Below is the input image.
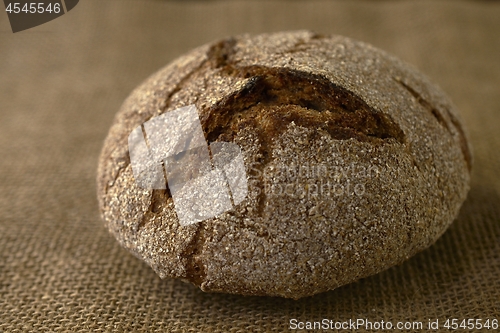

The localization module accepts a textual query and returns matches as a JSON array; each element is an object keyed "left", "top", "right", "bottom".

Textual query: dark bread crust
[
  {"left": 203, "top": 65, "right": 406, "bottom": 144},
  {"left": 97, "top": 31, "right": 471, "bottom": 298}
]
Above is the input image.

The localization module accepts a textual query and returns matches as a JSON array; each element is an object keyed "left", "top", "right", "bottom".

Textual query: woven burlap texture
[{"left": 0, "top": 1, "right": 499, "bottom": 332}]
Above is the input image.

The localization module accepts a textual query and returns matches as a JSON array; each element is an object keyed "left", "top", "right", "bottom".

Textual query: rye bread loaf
[{"left": 97, "top": 31, "right": 471, "bottom": 299}]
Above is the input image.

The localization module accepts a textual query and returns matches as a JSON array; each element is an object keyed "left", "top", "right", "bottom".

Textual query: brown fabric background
[{"left": 1, "top": 1, "right": 499, "bottom": 331}]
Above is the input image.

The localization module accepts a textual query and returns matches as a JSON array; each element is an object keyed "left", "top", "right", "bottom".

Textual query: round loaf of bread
[{"left": 97, "top": 31, "right": 471, "bottom": 299}]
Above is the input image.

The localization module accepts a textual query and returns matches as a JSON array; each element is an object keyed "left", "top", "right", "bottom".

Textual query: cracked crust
[{"left": 97, "top": 31, "right": 471, "bottom": 299}]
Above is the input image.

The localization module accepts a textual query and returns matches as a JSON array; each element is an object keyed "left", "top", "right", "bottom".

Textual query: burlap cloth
[{"left": 1, "top": 1, "right": 499, "bottom": 332}]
